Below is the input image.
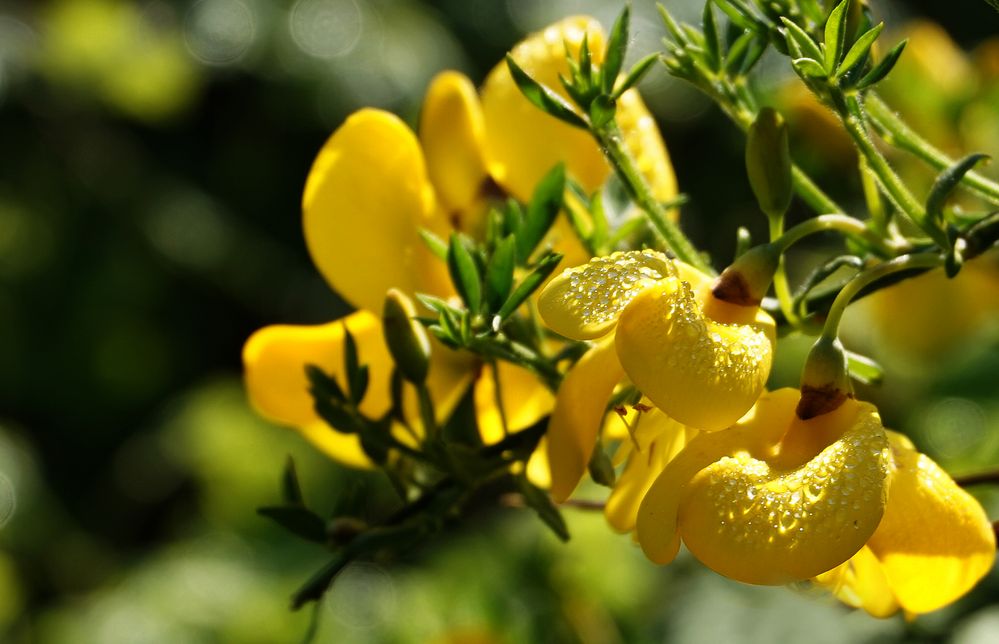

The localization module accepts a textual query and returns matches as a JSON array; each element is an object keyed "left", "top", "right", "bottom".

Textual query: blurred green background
[{"left": 2, "top": 0, "right": 999, "bottom": 641}]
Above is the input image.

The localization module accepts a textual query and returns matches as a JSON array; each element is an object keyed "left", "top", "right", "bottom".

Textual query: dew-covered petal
[
  {"left": 813, "top": 546, "right": 900, "bottom": 618},
  {"left": 547, "top": 338, "right": 624, "bottom": 502},
  {"left": 864, "top": 430, "right": 996, "bottom": 614},
  {"left": 242, "top": 311, "right": 392, "bottom": 468},
  {"left": 637, "top": 390, "right": 891, "bottom": 584},
  {"left": 615, "top": 275, "right": 774, "bottom": 431},
  {"left": 538, "top": 250, "right": 676, "bottom": 340},
  {"left": 605, "top": 409, "right": 695, "bottom": 533},
  {"left": 474, "top": 360, "right": 556, "bottom": 445},
  {"left": 303, "top": 109, "right": 452, "bottom": 313},
  {"left": 419, "top": 71, "right": 489, "bottom": 221}
]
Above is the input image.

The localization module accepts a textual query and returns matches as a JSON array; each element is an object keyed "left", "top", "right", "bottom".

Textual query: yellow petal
[
  {"left": 864, "top": 430, "right": 996, "bottom": 614},
  {"left": 547, "top": 338, "right": 624, "bottom": 502},
  {"left": 526, "top": 436, "right": 552, "bottom": 490},
  {"left": 605, "top": 409, "right": 694, "bottom": 533},
  {"left": 615, "top": 89, "right": 679, "bottom": 209},
  {"left": 615, "top": 274, "right": 774, "bottom": 431},
  {"left": 474, "top": 361, "right": 555, "bottom": 445},
  {"left": 419, "top": 71, "right": 490, "bottom": 222},
  {"left": 303, "top": 108, "right": 452, "bottom": 312},
  {"left": 814, "top": 546, "right": 900, "bottom": 618},
  {"left": 637, "top": 390, "right": 891, "bottom": 584},
  {"left": 481, "top": 16, "right": 609, "bottom": 202},
  {"left": 242, "top": 311, "right": 392, "bottom": 468},
  {"left": 538, "top": 250, "right": 676, "bottom": 340}
]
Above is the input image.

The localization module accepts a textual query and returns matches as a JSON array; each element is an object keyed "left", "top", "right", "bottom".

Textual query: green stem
[
  {"left": 771, "top": 213, "right": 899, "bottom": 256},
  {"left": 769, "top": 215, "right": 799, "bottom": 327},
  {"left": 819, "top": 253, "right": 944, "bottom": 343},
  {"left": 591, "top": 120, "right": 713, "bottom": 274},
  {"left": 867, "top": 93, "right": 999, "bottom": 206}
]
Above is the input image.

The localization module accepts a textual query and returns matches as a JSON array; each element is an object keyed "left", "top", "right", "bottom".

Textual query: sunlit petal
[
  {"left": 538, "top": 250, "right": 676, "bottom": 340},
  {"left": 419, "top": 71, "right": 490, "bottom": 224},
  {"left": 615, "top": 271, "right": 774, "bottom": 431},
  {"left": 616, "top": 89, "right": 679, "bottom": 209},
  {"left": 547, "top": 338, "right": 624, "bottom": 502},
  {"left": 864, "top": 430, "right": 996, "bottom": 614},
  {"left": 242, "top": 311, "right": 392, "bottom": 467},
  {"left": 814, "top": 546, "right": 899, "bottom": 618},
  {"left": 638, "top": 390, "right": 890, "bottom": 584},
  {"left": 474, "top": 360, "right": 555, "bottom": 445},
  {"left": 303, "top": 108, "right": 452, "bottom": 312}
]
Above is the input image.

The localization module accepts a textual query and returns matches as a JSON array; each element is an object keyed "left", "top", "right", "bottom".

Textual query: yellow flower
[
  {"left": 635, "top": 388, "right": 892, "bottom": 585},
  {"left": 537, "top": 250, "right": 776, "bottom": 501},
  {"left": 814, "top": 430, "right": 996, "bottom": 617},
  {"left": 243, "top": 17, "right": 678, "bottom": 471}
]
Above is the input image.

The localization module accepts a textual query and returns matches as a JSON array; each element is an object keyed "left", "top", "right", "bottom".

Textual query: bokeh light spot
[
  {"left": 325, "top": 562, "right": 397, "bottom": 630},
  {"left": 289, "top": 0, "right": 362, "bottom": 59},
  {"left": 184, "top": 0, "right": 256, "bottom": 65}
]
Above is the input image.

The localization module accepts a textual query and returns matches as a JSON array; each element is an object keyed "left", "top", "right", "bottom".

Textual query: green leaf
[
  {"left": 281, "top": 456, "right": 304, "bottom": 506},
  {"left": 746, "top": 107, "right": 792, "bottom": 218},
  {"left": 846, "top": 351, "right": 883, "bottom": 386},
  {"left": 419, "top": 228, "right": 448, "bottom": 261},
  {"left": 506, "top": 55, "right": 587, "bottom": 129},
  {"left": 497, "top": 253, "right": 563, "bottom": 320},
  {"left": 612, "top": 54, "right": 658, "bottom": 98},
  {"left": 792, "top": 57, "right": 828, "bottom": 79},
  {"left": 857, "top": 39, "right": 906, "bottom": 89},
  {"left": 305, "top": 364, "right": 345, "bottom": 403},
  {"left": 447, "top": 233, "right": 482, "bottom": 314},
  {"left": 342, "top": 324, "right": 367, "bottom": 404},
  {"left": 985, "top": 0, "right": 999, "bottom": 13},
  {"left": 702, "top": 1, "right": 721, "bottom": 71},
  {"left": 780, "top": 17, "right": 824, "bottom": 62},
  {"left": 258, "top": 506, "right": 327, "bottom": 544},
  {"left": 738, "top": 35, "right": 768, "bottom": 75},
  {"left": 723, "top": 29, "right": 755, "bottom": 73},
  {"left": 823, "top": 0, "right": 850, "bottom": 72},
  {"left": 291, "top": 556, "right": 350, "bottom": 610},
  {"left": 485, "top": 235, "right": 516, "bottom": 313},
  {"left": 835, "top": 22, "right": 883, "bottom": 79},
  {"left": 383, "top": 289, "right": 431, "bottom": 383},
  {"left": 578, "top": 33, "right": 593, "bottom": 87},
  {"left": 503, "top": 199, "right": 524, "bottom": 237},
  {"left": 657, "top": 4, "right": 688, "bottom": 45},
  {"left": 927, "top": 153, "right": 991, "bottom": 226},
  {"left": 516, "top": 475, "right": 569, "bottom": 541},
  {"left": 588, "top": 94, "right": 616, "bottom": 129},
  {"left": 517, "top": 164, "right": 565, "bottom": 264},
  {"left": 713, "top": 0, "right": 762, "bottom": 31},
  {"left": 602, "top": 4, "right": 630, "bottom": 93},
  {"left": 314, "top": 397, "right": 364, "bottom": 434}
]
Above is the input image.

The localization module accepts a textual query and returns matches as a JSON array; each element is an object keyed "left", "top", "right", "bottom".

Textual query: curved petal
[
  {"left": 481, "top": 16, "right": 609, "bottom": 202},
  {"left": 538, "top": 250, "right": 676, "bottom": 340},
  {"left": 605, "top": 409, "right": 694, "bottom": 533},
  {"left": 615, "top": 89, "right": 679, "bottom": 208},
  {"left": 303, "top": 108, "right": 452, "bottom": 312},
  {"left": 813, "top": 546, "right": 900, "bottom": 618},
  {"left": 615, "top": 275, "right": 774, "bottom": 431},
  {"left": 419, "top": 71, "right": 490, "bottom": 225},
  {"left": 242, "top": 311, "right": 392, "bottom": 468},
  {"left": 526, "top": 436, "right": 552, "bottom": 490},
  {"left": 474, "top": 361, "right": 555, "bottom": 445},
  {"left": 547, "top": 338, "right": 625, "bottom": 502},
  {"left": 637, "top": 390, "right": 891, "bottom": 584},
  {"left": 864, "top": 430, "right": 996, "bottom": 614}
]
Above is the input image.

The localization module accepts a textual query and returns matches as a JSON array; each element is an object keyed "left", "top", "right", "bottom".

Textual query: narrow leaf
[
  {"left": 342, "top": 323, "right": 365, "bottom": 404},
  {"left": 724, "top": 29, "right": 756, "bottom": 74},
  {"left": 792, "top": 57, "right": 828, "bottom": 79},
  {"left": 497, "top": 253, "right": 563, "bottom": 320},
  {"left": 506, "top": 55, "right": 587, "bottom": 129},
  {"left": 517, "top": 164, "right": 565, "bottom": 264},
  {"left": 823, "top": 0, "right": 850, "bottom": 72},
  {"left": 419, "top": 228, "right": 447, "bottom": 261},
  {"left": 589, "top": 94, "right": 616, "bottom": 129},
  {"left": 447, "top": 233, "right": 482, "bottom": 313},
  {"left": 780, "top": 17, "right": 824, "bottom": 63},
  {"left": 927, "top": 153, "right": 991, "bottom": 225},
  {"left": 857, "top": 39, "right": 906, "bottom": 89},
  {"left": 485, "top": 235, "right": 516, "bottom": 312},
  {"left": 846, "top": 351, "right": 883, "bottom": 386},
  {"left": 612, "top": 53, "right": 659, "bottom": 98},
  {"left": 281, "top": 456, "right": 304, "bottom": 506},
  {"left": 702, "top": 1, "right": 721, "bottom": 70},
  {"left": 603, "top": 4, "right": 630, "bottom": 93},
  {"left": 305, "top": 364, "right": 345, "bottom": 402},
  {"left": 657, "top": 3, "right": 688, "bottom": 46},
  {"left": 516, "top": 475, "right": 569, "bottom": 541},
  {"left": 713, "top": 0, "right": 760, "bottom": 30},
  {"left": 835, "top": 22, "right": 883, "bottom": 78},
  {"left": 258, "top": 506, "right": 327, "bottom": 544}
]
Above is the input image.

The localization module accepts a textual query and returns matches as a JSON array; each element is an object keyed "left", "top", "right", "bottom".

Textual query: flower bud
[
  {"left": 382, "top": 288, "right": 432, "bottom": 383},
  {"left": 712, "top": 243, "right": 779, "bottom": 306},
  {"left": 746, "top": 107, "right": 792, "bottom": 219},
  {"left": 797, "top": 335, "right": 853, "bottom": 419}
]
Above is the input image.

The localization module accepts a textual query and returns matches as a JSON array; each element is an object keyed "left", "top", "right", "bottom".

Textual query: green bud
[
  {"left": 712, "top": 243, "right": 779, "bottom": 306},
  {"left": 746, "top": 107, "right": 793, "bottom": 219},
  {"left": 796, "top": 336, "right": 853, "bottom": 419},
  {"left": 383, "top": 288, "right": 432, "bottom": 383},
  {"left": 588, "top": 445, "right": 616, "bottom": 487}
]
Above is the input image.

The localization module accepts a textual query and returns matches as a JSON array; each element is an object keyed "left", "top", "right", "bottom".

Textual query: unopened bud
[
  {"left": 383, "top": 289, "right": 431, "bottom": 383},
  {"left": 796, "top": 336, "right": 853, "bottom": 419},
  {"left": 712, "top": 243, "right": 779, "bottom": 306},
  {"left": 746, "top": 107, "right": 792, "bottom": 219}
]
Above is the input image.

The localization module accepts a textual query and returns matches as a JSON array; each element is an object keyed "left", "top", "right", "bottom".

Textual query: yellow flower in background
[
  {"left": 815, "top": 430, "right": 995, "bottom": 616},
  {"left": 635, "top": 389, "right": 891, "bottom": 585},
  {"left": 243, "top": 16, "right": 678, "bottom": 472},
  {"left": 537, "top": 250, "right": 775, "bottom": 501}
]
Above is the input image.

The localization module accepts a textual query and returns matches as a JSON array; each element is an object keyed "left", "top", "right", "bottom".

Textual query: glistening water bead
[{"left": 558, "top": 250, "right": 676, "bottom": 327}]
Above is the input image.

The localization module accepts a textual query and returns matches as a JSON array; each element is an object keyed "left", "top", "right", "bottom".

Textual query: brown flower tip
[
  {"left": 712, "top": 271, "right": 761, "bottom": 306},
  {"left": 796, "top": 384, "right": 853, "bottom": 420}
]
